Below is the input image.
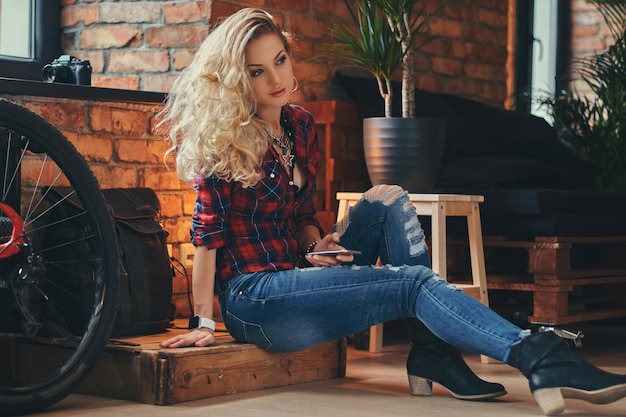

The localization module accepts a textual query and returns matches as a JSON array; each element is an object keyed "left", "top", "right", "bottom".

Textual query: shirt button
[
  {"left": 289, "top": 181, "right": 294, "bottom": 185},
  {"left": 270, "top": 173, "right": 276, "bottom": 178}
]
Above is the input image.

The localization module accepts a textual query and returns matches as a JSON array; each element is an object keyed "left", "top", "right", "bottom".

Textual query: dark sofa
[{"left": 337, "top": 74, "right": 626, "bottom": 237}]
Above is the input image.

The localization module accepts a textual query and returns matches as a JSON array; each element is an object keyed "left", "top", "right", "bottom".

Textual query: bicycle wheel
[{"left": 0, "top": 98, "right": 120, "bottom": 415}]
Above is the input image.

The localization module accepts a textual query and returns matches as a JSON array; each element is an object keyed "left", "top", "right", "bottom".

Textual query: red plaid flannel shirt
[{"left": 190, "top": 104, "right": 323, "bottom": 281}]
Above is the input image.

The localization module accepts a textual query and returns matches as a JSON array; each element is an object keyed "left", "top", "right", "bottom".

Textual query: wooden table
[{"left": 336, "top": 192, "right": 490, "bottom": 358}]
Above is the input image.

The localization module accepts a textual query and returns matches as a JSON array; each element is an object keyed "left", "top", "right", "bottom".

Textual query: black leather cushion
[
  {"left": 440, "top": 93, "right": 597, "bottom": 172},
  {"left": 436, "top": 157, "right": 588, "bottom": 189},
  {"left": 336, "top": 73, "right": 597, "bottom": 190}
]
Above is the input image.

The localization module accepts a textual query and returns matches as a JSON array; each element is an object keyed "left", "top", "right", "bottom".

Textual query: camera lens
[{"left": 42, "top": 64, "right": 72, "bottom": 83}]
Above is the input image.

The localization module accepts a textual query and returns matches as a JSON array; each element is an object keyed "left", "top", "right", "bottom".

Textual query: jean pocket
[{"left": 224, "top": 311, "right": 272, "bottom": 349}]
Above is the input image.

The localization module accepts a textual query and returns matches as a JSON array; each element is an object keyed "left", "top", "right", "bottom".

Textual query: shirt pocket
[{"left": 254, "top": 162, "right": 288, "bottom": 206}]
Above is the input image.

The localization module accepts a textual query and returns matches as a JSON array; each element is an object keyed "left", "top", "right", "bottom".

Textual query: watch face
[{"left": 188, "top": 316, "right": 200, "bottom": 329}]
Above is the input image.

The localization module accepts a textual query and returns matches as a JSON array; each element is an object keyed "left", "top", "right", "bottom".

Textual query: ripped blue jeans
[{"left": 218, "top": 185, "right": 527, "bottom": 362}]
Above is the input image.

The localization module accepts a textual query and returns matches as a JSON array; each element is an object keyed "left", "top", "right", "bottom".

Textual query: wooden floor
[{"left": 39, "top": 320, "right": 626, "bottom": 417}]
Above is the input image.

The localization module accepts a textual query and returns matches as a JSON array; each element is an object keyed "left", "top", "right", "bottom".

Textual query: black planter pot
[{"left": 363, "top": 117, "right": 446, "bottom": 193}]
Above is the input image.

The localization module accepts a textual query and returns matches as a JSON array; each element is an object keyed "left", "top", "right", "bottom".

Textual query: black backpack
[{"left": 44, "top": 187, "right": 173, "bottom": 337}]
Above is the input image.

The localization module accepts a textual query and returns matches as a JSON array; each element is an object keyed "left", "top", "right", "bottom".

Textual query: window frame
[{"left": 0, "top": 0, "right": 61, "bottom": 81}]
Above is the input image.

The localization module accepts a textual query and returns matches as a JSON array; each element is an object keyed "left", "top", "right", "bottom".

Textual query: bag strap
[{"left": 101, "top": 188, "right": 161, "bottom": 221}]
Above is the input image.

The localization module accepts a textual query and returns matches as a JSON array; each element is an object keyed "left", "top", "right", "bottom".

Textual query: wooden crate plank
[
  {"left": 530, "top": 309, "right": 626, "bottom": 325},
  {"left": 535, "top": 275, "right": 626, "bottom": 286},
  {"left": 154, "top": 340, "right": 346, "bottom": 405}
]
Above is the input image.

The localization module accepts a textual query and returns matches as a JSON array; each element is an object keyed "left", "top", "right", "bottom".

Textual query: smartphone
[{"left": 307, "top": 249, "right": 362, "bottom": 256}]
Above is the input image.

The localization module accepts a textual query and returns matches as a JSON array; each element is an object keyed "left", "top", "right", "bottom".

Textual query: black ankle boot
[
  {"left": 508, "top": 331, "right": 626, "bottom": 416},
  {"left": 406, "top": 319, "right": 506, "bottom": 400}
]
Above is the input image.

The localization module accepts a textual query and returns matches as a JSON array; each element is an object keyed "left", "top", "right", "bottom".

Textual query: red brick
[
  {"left": 90, "top": 165, "right": 137, "bottom": 189},
  {"left": 79, "top": 51, "right": 104, "bottom": 72},
  {"left": 463, "top": 62, "right": 500, "bottom": 81},
  {"left": 108, "top": 50, "right": 170, "bottom": 73},
  {"left": 466, "top": 43, "right": 507, "bottom": 65},
  {"left": 163, "top": 218, "right": 193, "bottom": 243},
  {"left": 139, "top": 168, "right": 185, "bottom": 191},
  {"left": 438, "top": 77, "right": 466, "bottom": 95},
  {"left": 61, "top": 5, "right": 99, "bottom": 27},
  {"left": 294, "top": 61, "right": 328, "bottom": 84},
  {"left": 115, "top": 138, "right": 169, "bottom": 164},
  {"left": 179, "top": 190, "right": 195, "bottom": 213},
  {"left": 172, "top": 48, "right": 196, "bottom": 71},
  {"left": 463, "top": 25, "right": 500, "bottom": 45},
  {"left": 158, "top": 193, "right": 183, "bottom": 218},
  {"left": 164, "top": 2, "right": 209, "bottom": 24},
  {"left": 445, "top": 4, "right": 478, "bottom": 22},
  {"left": 478, "top": 8, "right": 507, "bottom": 28},
  {"left": 89, "top": 106, "right": 150, "bottom": 137},
  {"left": 100, "top": 3, "right": 161, "bottom": 23},
  {"left": 572, "top": 38, "right": 608, "bottom": 55},
  {"left": 210, "top": 2, "right": 260, "bottom": 23},
  {"left": 289, "top": 13, "right": 327, "bottom": 40},
  {"left": 267, "top": 0, "right": 308, "bottom": 12},
  {"left": 429, "top": 18, "right": 462, "bottom": 39},
  {"left": 23, "top": 101, "right": 86, "bottom": 131},
  {"left": 20, "top": 159, "right": 70, "bottom": 188},
  {"left": 71, "top": 132, "right": 114, "bottom": 162},
  {"left": 92, "top": 75, "right": 140, "bottom": 90},
  {"left": 414, "top": 74, "right": 442, "bottom": 93},
  {"left": 145, "top": 25, "right": 209, "bottom": 48},
  {"left": 80, "top": 26, "right": 142, "bottom": 49},
  {"left": 431, "top": 57, "right": 464, "bottom": 77}
]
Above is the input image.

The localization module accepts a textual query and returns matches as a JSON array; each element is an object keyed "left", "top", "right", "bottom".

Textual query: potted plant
[
  {"left": 324, "top": 0, "right": 445, "bottom": 192},
  {"left": 539, "top": 0, "right": 626, "bottom": 191}
]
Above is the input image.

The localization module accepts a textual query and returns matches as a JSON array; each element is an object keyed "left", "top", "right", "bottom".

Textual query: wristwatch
[{"left": 188, "top": 315, "right": 216, "bottom": 331}]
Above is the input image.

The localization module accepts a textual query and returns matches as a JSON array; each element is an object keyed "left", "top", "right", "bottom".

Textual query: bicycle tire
[{"left": 0, "top": 98, "right": 120, "bottom": 415}]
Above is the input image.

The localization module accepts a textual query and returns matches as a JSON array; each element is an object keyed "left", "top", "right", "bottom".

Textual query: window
[
  {"left": 0, "top": 0, "right": 31, "bottom": 58},
  {"left": 513, "top": 0, "right": 568, "bottom": 114},
  {"left": 0, "top": 0, "right": 61, "bottom": 81}
]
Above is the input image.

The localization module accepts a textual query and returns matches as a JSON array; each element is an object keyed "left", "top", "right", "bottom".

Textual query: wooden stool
[{"left": 336, "top": 192, "right": 491, "bottom": 362}]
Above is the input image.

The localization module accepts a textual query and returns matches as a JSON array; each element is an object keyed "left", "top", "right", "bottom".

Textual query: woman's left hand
[{"left": 305, "top": 232, "right": 354, "bottom": 266}]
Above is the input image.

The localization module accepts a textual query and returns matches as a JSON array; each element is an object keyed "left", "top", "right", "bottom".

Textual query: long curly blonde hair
[{"left": 159, "top": 8, "right": 292, "bottom": 186}]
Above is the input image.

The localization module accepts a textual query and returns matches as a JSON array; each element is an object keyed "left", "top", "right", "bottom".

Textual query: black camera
[{"left": 42, "top": 55, "right": 92, "bottom": 85}]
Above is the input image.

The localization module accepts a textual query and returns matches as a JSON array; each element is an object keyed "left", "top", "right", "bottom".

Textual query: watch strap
[{"left": 188, "top": 315, "right": 216, "bottom": 331}]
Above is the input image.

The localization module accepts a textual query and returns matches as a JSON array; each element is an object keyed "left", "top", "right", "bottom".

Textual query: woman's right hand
[
  {"left": 159, "top": 328, "right": 216, "bottom": 348},
  {"left": 305, "top": 232, "right": 354, "bottom": 266}
]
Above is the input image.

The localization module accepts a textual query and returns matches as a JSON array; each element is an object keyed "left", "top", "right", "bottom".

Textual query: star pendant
[{"left": 282, "top": 152, "right": 294, "bottom": 168}]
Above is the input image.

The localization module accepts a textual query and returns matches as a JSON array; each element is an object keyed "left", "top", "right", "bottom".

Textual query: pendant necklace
[{"left": 270, "top": 128, "right": 294, "bottom": 169}]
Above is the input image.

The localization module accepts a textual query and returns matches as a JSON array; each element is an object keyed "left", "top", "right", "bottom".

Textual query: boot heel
[
  {"left": 533, "top": 388, "right": 565, "bottom": 416},
  {"left": 408, "top": 374, "right": 433, "bottom": 396}
]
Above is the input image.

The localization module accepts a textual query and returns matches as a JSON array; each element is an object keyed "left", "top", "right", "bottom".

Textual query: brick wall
[
  {"left": 569, "top": 0, "right": 616, "bottom": 93},
  {"left": 1, "top": 85, "right": 362, "bottom": 317},
  {"left": 0, "top": 91, "right": 196, "bottom": 315},
  {"left": 570, "top": 0, "right": 615, "bottom": 59},
  {"left": 59, "top": 0, "right": 510, "bottom": 106}
]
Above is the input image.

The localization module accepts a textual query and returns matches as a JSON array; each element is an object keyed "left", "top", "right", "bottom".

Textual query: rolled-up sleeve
[{"left": 190, "top": 175, "right": 230, "bottom": 248}]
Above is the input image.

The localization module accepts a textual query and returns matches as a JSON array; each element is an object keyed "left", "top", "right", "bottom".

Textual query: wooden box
[{"left": 76, "top": 329, "right": 347, "bottom": 405}]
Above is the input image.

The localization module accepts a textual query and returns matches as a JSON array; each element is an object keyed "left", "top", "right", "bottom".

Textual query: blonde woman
[{"left": 159, "top": 8, "right": 626, "bottom": 416}]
